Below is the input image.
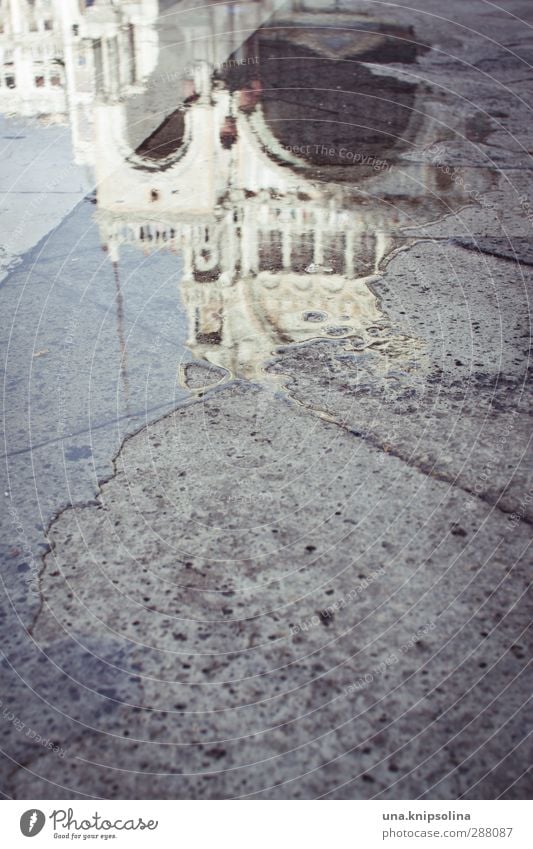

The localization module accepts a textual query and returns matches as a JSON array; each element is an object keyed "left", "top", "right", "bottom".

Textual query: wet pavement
[{"left": 0, "top": 0, "right": 531, "bottom": 799}]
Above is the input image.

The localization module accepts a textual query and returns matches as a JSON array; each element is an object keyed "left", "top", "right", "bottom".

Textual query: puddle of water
[{"left": 1, "top": 0, "right": 495, "bottom": 542}]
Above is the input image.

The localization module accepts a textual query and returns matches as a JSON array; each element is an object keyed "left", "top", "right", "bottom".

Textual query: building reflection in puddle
[{"left": 1, "top": 0, "right": 493, "bottom": 386}]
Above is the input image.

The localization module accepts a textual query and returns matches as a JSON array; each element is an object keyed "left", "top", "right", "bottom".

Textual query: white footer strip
[{"left": 3, "top": 799, "right": 531, "bottom": 847}]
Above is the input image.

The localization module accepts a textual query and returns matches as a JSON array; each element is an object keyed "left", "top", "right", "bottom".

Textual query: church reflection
[{"left": 1, "top": 0, "right": 492, "bottom": 381}]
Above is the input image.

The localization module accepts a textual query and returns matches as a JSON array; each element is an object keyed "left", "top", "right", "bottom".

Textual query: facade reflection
[{"left": 0, "top": 1, "right": 491, "bottom": 380}]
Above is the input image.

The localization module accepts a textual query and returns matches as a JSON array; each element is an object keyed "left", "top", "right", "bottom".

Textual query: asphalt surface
[{"left": 0, "top": 0, "right": 531, "bottom": 799}]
